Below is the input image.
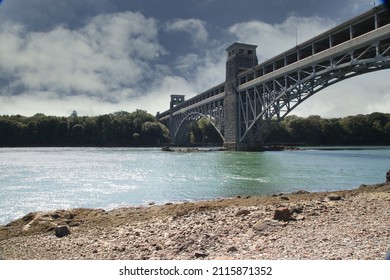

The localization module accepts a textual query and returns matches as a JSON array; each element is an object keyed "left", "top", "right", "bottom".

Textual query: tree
[
  {"left": 0, "top": 119, "right": 23, "bottom": 146},
  {"left": 70, "top": 124, "right": 84, "bottom": 144},
  {"left": 141, "top": 121, "right": 169, "bottom": 145}
]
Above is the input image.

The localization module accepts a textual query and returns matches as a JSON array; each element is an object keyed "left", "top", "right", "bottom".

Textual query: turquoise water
[{"left": 0, "top": 147, "right": 389, "bottom": 225}]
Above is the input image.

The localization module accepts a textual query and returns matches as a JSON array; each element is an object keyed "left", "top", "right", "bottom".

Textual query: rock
[
  {"left": 194, "top": 252, "right": 208, "bottom": 258},
  {"left": 272, "top": 193, "right": 285, "bottom": 197},
  {"left": 386, "top": 170, "right": 390, "bottom": 183},
  {"left": 252, "top": 219, "right": 286, "bottom": 235},
  {"left": 253, "top": 221, "right": 269, "bottom": 232},
  {"left": 113, "top": 246, "right": 126, "bottom": 252},
  {"left": 235, "top": 209, "right": 250, "bottom": 216},
  {"left": 21, "top": 212, "right": 35, "bottom": 222},
  {"left": 292, "top": 190, "right": 310, "bottom": 195},
  {"left": 327, "top": 194, "right": 342, "bottom": 201},
  {"left": 51, "top": 213, "right": 61, "bottom": 219},
  {"left": 55, "top": 225, "right": 70, "bottom": 238},
  {"left": 227, "top": 246, "right": 239, "bottom": 253},
  {"left": 65, "top": 213, "right": 75, "bottom": 219},
  {"left": 280, "top": 196, "right": 289, "bottom": 201},
  {"left": 273, "top": 207, "right": 292, "bottom": 222}
]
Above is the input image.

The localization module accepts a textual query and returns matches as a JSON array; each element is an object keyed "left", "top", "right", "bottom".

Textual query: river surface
[{"left": 1, "top": 147, "right": 389, "bottom": 225}]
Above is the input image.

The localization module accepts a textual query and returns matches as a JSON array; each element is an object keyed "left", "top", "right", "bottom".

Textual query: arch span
[
  {"left": 173, "top": 112, "right": 225, "bottom": 145},
  {"left": 237, "top": 28, "right": 390, "bottom": 145}
]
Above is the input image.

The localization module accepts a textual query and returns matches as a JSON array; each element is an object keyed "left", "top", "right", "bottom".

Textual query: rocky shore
[{"left": 1, "top": 183, "right": 390, "bottom": 260}]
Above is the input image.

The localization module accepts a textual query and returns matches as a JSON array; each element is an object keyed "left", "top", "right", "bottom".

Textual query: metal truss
[
  {"left": 170, "top": 98, "right": 225, "bottom": 144},
  {"left": 238, "top": 30, "right": 390, "bottom": 144}
]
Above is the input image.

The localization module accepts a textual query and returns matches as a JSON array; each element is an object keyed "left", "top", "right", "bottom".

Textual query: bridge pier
[{"left": 223, "top": 43, "right": 258, "bottom": 151}]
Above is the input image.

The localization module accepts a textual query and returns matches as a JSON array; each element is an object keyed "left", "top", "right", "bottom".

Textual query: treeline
[
  {"left": 1, "top": 111, "right": 390, "bottom": 147},
  {"left": 0, "top": 110, "right": 169, "bottom": 147},
  {"left": 267, "top": 112, "right": 390, "bottom": 145},
  {"left": 188, "top": 117, "right": 224, "bottom": 145}
]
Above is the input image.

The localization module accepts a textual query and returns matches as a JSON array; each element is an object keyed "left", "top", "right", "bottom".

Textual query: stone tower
[{"left": 223, "top": 43, "right": 258, "bottom": 150}]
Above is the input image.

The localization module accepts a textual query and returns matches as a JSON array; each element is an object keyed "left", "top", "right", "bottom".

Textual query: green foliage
[
  {"left": 268, "top": 112, "right": 390, "bottom": 145},
  {"left": 141, "top": 121, "right": 169, "bottom": 145},
  {"left": 0, "top": 110, "right": 169, "bottom": 147},
  {"left": 1, "top": 111, "right": 389, "bottom": 147},
  {"left": 188, "top": 117, "right": 224, "bottom": 145}
]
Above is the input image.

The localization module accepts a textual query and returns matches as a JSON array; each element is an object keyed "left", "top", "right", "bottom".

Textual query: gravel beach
[{"left": 1, "top": 183, "right": 389, "bottom": 260}]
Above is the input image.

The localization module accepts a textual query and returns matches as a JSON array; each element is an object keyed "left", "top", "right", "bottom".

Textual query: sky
[{"left": 0, "top": 0, "right": 389, "bottom": 118}]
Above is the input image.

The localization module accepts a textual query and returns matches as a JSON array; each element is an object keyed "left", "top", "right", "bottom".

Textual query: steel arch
[
  {"left": 238, "top": 37, "right": 390, "bottom": 144},
  {"left": 172, "top": 112, "right": 225, "bottom": 144}
]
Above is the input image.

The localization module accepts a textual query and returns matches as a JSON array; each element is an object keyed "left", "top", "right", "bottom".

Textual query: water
[{"left": 1, "top": 147, "right": 389, "bottom": 225}]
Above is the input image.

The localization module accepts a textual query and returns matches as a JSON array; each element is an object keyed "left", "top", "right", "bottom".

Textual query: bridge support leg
[
  {"left": 223, "top": 43, "right": 259, "bottom": 151},
  {"left": 223, "top": 142, "right": 237, "bottom": 151}
]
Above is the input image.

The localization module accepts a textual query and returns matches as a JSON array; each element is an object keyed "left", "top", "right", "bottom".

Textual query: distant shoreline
[{"left": 1, "top": 144, "right": 389, "bottom": 149}]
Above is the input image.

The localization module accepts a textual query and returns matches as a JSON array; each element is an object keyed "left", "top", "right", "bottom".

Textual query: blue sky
[{"left": 0, "top": 0, "right": 389, "bottom": 117}]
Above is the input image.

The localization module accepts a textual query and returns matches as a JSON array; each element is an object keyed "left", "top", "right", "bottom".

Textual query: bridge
[{"left": 157, "top": 5, "right": 390, "bottom": 151}]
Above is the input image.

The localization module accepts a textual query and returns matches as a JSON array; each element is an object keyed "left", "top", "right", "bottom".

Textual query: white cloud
[
  {"left": 0, "top": 11, "right": 167, "bottom": 116},
  {"left": 166, "top": 18, "right": 209, "bottom": 45},
  {"left": 0, "top": 78, "right": 191, "bottom": 117},
  {"left": 174, "top": 46, "right": 226, "bottom": 92},
  {"left": 229, "top": 15, "right": 335, "bottom": 61},
  {"left": 295, "top": 72, "right": 390, "bottom": 117}
]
